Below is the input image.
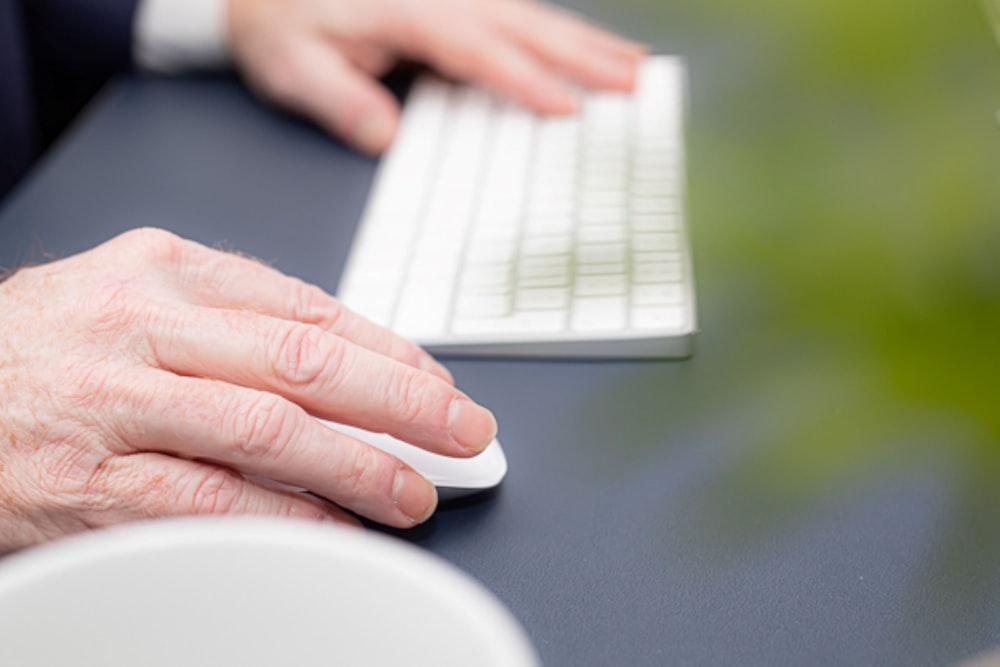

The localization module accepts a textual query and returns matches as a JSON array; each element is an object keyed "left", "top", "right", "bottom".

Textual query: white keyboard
[{"left": 338, "top": 55, "right": 696, "bottom": 358}]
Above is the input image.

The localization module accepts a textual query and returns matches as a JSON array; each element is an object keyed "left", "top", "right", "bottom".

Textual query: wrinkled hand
[
  {"left": 0, "top": 229, "right": 497, "bottom": 552},
  {"left": 227, "top": 0, "right": 646, "bottom": 153}
]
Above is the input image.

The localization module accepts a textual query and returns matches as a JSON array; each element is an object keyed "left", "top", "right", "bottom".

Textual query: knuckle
[
  {"left": 293, "top": 281, "right": 346, "bottom": 330},
  {"left": 36, "top": 445, "right": 116, "bottom": 513},
  {"left": 227, "top": 393, "right": 300, "bottom": 462},
  {"left": 76, "top": 280, "right": 178, "bottom": 361},
  {"left": 259, "top": 45, "right": 311, "bottom": 105},
  {"left": 72, "top": 233, "right": 192, "bottom": 338},
  {"left": 58, "top": 364, "right": 153, "bottom": 445},
  {"left": 184, "top": 466, "right": 246, "bottom": 515},
  {"left": 333, "top": 441, "right": 384, "bottom": 499},
  {"left": 116, "top": 227, "right": 185, "bottom": 266},
  {"left": 176, "top": 245, "right": 230, "bottom": 292},
  {"left": 387, "top": 366, "right": 434, "bottom": 426},
  {"left": 318, "top": 298, "right": 348, "bottom": 331},
  {"left": 37, "top": 446, "right": 95, "bottom": 495},
  {"left": 390, "top": 4, "right": 440, "bottom": 53},
  {"left": 274, "top": 323, "right": 340, "bottom": 389}
]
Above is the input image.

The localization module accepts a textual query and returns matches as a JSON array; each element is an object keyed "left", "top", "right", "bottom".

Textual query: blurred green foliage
[
  {"left": 572, "top": 0, "right": 1000, "bottom": 562},
  {"left": 615, "top": 0, "right": 1000, "bottom": 464}
]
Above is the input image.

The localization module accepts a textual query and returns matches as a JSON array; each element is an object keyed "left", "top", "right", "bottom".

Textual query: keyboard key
[
  {"left": 634, "top": 261, "right": 684, "bottom": 284},
  {"left": 630, "top": 197, "right": 675, "bottom": 214},
  {"left": 460, "top": 267, "right": 513, "bottom": 294},
  {"left": 454, "top": 293, "right": 512, "bottom": 319},
  {"left": 520, "top": 255, "right": 570, "bottom": 275},
  {"left": 633, "top": 233, "right": 680, "bottom": 252},
  {"left": 395, "top": 284, "right": 452, "bottom": 337},
  {"left": 524, "top": 213, "right": 574, "bottom": 235},
  {"left": 578, "top": 207, "right": 628, "bottom": 226},
  {"left": 575, "top": 275, "right": 628, "bottom": 297},
  {"left": 580, "top": 191, "right": 628, "bottom": 209},
  {"left": 527, "top": 198, "right": 575, "bottom": 219},
  {"left": 516, "top": 287, "right": 571, "bottom": 310},
  {"left": 453, "top": 311, "right": 566, "bottom": 336},
  {"left": 632, "top": 213, "right": 679, "bottom": 231},
  {"left": 576, "top": 243, "right": 627, "bottom": 265},
  {"left": 578, "top": 225, "right": 627, "bottom": 244},
  {"left": 576, "top": 262, "right": 626, "bottom": 276},
  {"left": 571, "top": 297, "right": 628, "bottom": 332},
  {"left": 522, "top": 235, "right": 573, "bottom": 256},
  {"left": 466, "top": 241, "right": 518, "bottom": 264},
  {"left": 632, "top": 284, "right": 685, "bottom": 306},
  {"left": 518, "top": 272, "right": 570, "bottom": 289},
  {"left": 631, "top": 180, "right": 676, "bottom": 198},
  {"left": 631, "top": 306, "right": 686, "bottom": 331}
]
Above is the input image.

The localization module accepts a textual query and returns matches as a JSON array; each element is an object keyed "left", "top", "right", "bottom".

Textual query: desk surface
[{"left": 3, "top": 1, "right": 1000, "bottom": 664}]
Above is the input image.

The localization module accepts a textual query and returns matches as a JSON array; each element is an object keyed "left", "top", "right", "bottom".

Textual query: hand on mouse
[
  {"left": 225, "top": 0, "right": 647, "bottom": 154},
  {"left": 0, "top": 229, "right": 497, "bottom": 552}
]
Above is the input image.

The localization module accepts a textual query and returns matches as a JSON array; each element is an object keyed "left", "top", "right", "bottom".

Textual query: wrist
[{"left": 133, "top": 0, "right": 232, "bottom": 72}]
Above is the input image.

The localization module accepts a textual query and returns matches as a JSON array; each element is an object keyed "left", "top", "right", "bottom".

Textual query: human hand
[
  {"left": 0, "top": 229, "right": 497, "bottom": 552},
  {"left": 226, "top": 0, "right": 646, "bottom": 154}
]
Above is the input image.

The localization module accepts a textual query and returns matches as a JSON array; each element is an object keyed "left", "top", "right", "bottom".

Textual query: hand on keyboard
[{"left": 227, "top": 0, "right": 647, "bottom": 154}]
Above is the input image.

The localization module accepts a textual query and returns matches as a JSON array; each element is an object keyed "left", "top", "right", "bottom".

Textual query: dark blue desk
[{"left": 3, "top": 1, "right": 1000, "bottom": 663}]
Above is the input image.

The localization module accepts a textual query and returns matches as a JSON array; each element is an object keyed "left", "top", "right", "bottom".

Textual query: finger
[
  {"left": 497, "top": 9, "right": 645, "bottom": 91},
  {"left": 269, "top": 38, "right": 400, "bottom": 154},
  {"left": 164, "top": 236, "right": 454, "bottom": 384},
  {"left": 501, "top": 0, "right": 648, "bottom": 65},
  {"left": 87, "top": 451, "right": 362, "bottom": 526},
  {"left": 341, "top": 43, "right": 397, "bottom": 77},
  {"left": 147, "top": 304, "right": 497, "bottom": 456},
  {"left": 109, "top": 372, "right": 438, "bottom": 527},
  {"left": 416, "top": 25, "right": 580, "bottom": 114}
]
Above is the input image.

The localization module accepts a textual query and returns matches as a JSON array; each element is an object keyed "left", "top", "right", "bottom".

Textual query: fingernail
[
  {"left": 630, "top": 41, "right": 652, "bottom": 55},
  {"left": 559, "top": 89, "right": 581, "bottom": 114},
  {"left": 393, "top": 467, "right": 438, "bottom": 524},
  {"left": 615, "top": 60, "right": 639, "bottom": 90},
  {"left": 354, "top": 114, "right": 395, "bottom": 155},
  {"left": 448, "top": 397, "right": 498, "bottom": 454},
  {"left": 594, "top": 53, "right": 641, "bottom": 90}
]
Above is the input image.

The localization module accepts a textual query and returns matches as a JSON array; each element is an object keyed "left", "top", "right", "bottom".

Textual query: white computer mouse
[{"left": 319, "top": 420, "right": 508, "bottom": 502}]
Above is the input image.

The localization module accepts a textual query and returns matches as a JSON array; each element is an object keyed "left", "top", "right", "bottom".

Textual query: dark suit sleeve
[
  {"left": 0, "top": 0, "right": 36, "bottom": 197},
  {"left": 21, "top": 0, "right": 141, "bottom": 148}
]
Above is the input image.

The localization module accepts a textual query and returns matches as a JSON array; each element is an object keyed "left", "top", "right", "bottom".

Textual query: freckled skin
[{"left": 0, "top": 229, "right": 503, "bottom": 552}]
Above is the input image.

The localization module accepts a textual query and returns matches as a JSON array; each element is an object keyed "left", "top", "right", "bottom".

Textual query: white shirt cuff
[{"left": 134, "top": 0, "right": 231, "bottom": 72}]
